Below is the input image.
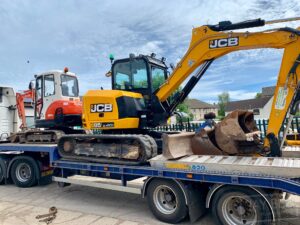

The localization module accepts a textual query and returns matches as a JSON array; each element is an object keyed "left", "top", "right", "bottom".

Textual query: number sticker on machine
[
  {"left": 275, "top": 87, "right": 288, "bottom": 110},
  {"left": 92, "top": 122, "right": 114, "bottom": 128}
]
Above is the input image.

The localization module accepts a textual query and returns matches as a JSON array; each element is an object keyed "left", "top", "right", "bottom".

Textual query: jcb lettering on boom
[
  {"left": 90, "top": 104, "right": 113, "bottom": 113},
  {"left": 209, "top": 37, "right": 239, "bottom": 48}
]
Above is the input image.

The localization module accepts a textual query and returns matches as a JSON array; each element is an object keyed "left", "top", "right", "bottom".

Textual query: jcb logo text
[
  {"left": 209, "top": 37, "right": 239, "bottom": 48},
  {"left": 90, "top": 104, "right": 113, "bottom": 113}
]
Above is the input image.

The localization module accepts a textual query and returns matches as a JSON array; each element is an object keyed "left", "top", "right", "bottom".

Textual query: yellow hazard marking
[
  {"left": 41, "top": 170, "right": 53, "bottom": 177},
  {"left": 164, "top": 162, "right": 190, "bottom": 170}
]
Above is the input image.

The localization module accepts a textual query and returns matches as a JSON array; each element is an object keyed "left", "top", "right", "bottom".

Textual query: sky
[{"left": 0, "top": 0, "right": 300, "bottom": 103}]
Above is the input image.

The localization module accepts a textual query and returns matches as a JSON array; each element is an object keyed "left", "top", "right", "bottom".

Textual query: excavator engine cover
[{"left": 82, "top": 90, "right": 145, "bottom": 130}]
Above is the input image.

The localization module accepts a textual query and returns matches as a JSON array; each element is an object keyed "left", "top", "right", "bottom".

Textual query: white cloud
[{"left": 228, "top": 90, "right": 257, "bottom": 100}]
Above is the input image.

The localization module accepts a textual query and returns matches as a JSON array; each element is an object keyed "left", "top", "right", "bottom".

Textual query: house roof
[
  {"left": 225, "top": 96, "right": 272, "bottom": 112},
  {"left": 262, "top": 86, "right": 275, "bottom": 97},
  {"left": 185, "top": 98, "right": 218, "bottom": 109}
]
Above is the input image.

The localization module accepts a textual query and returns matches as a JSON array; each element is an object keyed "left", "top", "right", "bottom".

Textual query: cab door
[
  {"left": 35, "top": 74, "right": 56, "bottom": 120},
  {"left": 43, "top": 74, "right": 56, "bottom": 115},
  {"left": 35, "top": 76, "right": 43, "bottom": 120}
]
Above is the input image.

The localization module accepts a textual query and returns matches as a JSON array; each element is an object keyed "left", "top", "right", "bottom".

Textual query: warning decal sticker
[{"left": 275, "top": 87, "right": 288, "bottom": 110}]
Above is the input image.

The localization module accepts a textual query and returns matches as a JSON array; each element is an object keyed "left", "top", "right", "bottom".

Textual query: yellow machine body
[
  {"left": 82, "top": 90, "right": 144, "bottom": 130},
  {"left": 82, "top": 19, "right": 300, "bottom": 152}
]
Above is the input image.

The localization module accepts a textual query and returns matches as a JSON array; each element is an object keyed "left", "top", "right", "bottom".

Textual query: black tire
[
  {"left": 10, "top": 157, "right": 38, "bottom": 188},
  {"left": 146, "top": 179, "right": 188, "bottom": 224},
  {"left": 211, "top": 186, "right": 272, "bottom": 225}
]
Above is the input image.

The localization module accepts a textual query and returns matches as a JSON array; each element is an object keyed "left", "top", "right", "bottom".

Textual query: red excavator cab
[{"left": 17, "top": 69, "right": 82, "bottom": 130}]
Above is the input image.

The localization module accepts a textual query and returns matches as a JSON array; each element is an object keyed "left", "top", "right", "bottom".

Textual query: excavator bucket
[
  {"left": 162, "top": 132, "right": 194, "bottom": 159},
  {"left": 214, "top": 110, "right": 261, "bottom": 155},
  {"left": 191, "top": 129, "right": 224, "bottom": 155},
  {"left": 162, "top": 110, "right": 262, "bottom": 159},
  {"left": 191, "top": 110, "right": 261, "bottom": 156}
]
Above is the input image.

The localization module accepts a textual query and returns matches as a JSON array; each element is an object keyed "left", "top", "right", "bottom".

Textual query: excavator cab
[
  {"left": 112, "top": 54, "right": 168, "bottom": 101},
  {"left": 33, "top": 69, "right": 82, "bottom": 129},
  {"left": 82, "top": 54, "right": 169, "bottom": 130}
]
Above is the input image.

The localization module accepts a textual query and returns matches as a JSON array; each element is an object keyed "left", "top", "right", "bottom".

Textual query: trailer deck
[
  {"left": 52, "top": 158, "right": 300, "bottom": 196},
  {"left": 0, "top": 143, "right": 300, "bottom": 195}
]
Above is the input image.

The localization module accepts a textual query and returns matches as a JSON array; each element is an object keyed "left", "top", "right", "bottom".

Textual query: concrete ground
[{"left": 0, "top": 182, "right": 299, "bottom": 225}]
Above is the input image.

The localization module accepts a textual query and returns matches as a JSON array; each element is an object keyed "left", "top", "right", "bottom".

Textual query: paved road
[{"left": 0, "top": 182, "right": 299, "bottom": 225}]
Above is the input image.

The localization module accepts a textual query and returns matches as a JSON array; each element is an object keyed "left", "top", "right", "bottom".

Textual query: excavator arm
[
  {"left": 154, "top": 19, "right": 300, "bottom": 151},
  {"left": 16, "top": 89, "right": 34, "bottom": 130}
]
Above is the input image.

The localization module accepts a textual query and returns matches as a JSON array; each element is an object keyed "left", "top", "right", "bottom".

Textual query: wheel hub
[
  {"left": 222, "top": 195, "right": 257, "bottom": 225},
  {"left": 15, "top": 163, "right": 31, "bottom": 182},
  {"left": 237, "top": 205, "right": 246, "bottom": 216},
  {"left": 165, "top": 193, "right": 173, "bottom": 202},
  {"left": 153, "top": 185, "right": 178, "bottom": 215}
]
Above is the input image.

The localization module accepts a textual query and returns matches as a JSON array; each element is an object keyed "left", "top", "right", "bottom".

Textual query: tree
[
  {"left": 176, "top": 102, "right": 189, "bottom": 114},
  {"left": 152, "top": 73, "right": 165, "bottom": 91},
  {"left": 218, "top": 92, "right": 230, "bottom": 117},
  {"left": 152, "top": 73, "right": 193, "bottom": 120},
  {"left": 255, "top": 93, "right": 262, "bottom": 99},
  {"left": 167, "top": 85, "right": 194, "bottom": 121}
]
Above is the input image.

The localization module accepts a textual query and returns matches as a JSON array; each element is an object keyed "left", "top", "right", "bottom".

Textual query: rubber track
[
  {"left": 14, "top": 130, "right": 65, "bottom": 144},
  {"left": 57, "top": 134, "right": 158, "bottom": 165}
]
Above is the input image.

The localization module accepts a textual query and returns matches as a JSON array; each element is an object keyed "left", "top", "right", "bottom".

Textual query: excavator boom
[{"left": 152, "top": 19, "right": 300, "bottom": 153}]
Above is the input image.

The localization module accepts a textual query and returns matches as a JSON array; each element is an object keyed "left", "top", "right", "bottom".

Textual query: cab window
[
  {"left": 44, "top": 75, "right": 55, "bottom": 97},
  {"left": 61, "top": 75, "right": 79, "bottom": 97},
  {"left": 113, "top": 59, "right": 148, "bottom": 90},
  {"left": 151, "top": 67, "right": 165, "bottom": 91},
  {"left": 132, "top": 60, "right": 148, "bottom": 88},
  {"left": 36, "top": 77, "right": 42, "bottom": 100}
]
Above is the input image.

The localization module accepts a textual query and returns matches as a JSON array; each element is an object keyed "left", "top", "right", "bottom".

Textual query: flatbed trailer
[{"left": 0, "top": 143, "right": 300, "bottom": 224}]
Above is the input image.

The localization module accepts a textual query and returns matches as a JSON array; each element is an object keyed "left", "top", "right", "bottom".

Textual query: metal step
[{"left": 150, "top": 154, "right": 300, "bottom": 178}]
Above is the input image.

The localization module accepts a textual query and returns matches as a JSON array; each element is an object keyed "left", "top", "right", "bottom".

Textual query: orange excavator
[{"left": 13, "top": 68, "right": 82, "bottom": 142}]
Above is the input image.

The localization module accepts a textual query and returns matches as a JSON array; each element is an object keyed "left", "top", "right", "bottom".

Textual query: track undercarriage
[
  {"left": 10, "top": 129, "right": 158, "bottom": 165},
  {"left": 57, "top": 134, "right": 157, "bottom": 165}
]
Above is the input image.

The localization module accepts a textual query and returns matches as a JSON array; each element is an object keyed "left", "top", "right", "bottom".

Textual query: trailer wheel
[
  {"left": 146, "top": 179, "right": 187, "bottom": 224},
  {"left": 10, "top": 157, "right": 38, "bottom": 188},
  {"left": 211, "top": 186, "right": 272, "bottom": 225}
]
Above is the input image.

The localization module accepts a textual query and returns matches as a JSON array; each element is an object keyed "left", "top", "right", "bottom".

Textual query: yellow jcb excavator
[{"left": 24, "top": 17, "right": 300, "bottom": 165}]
